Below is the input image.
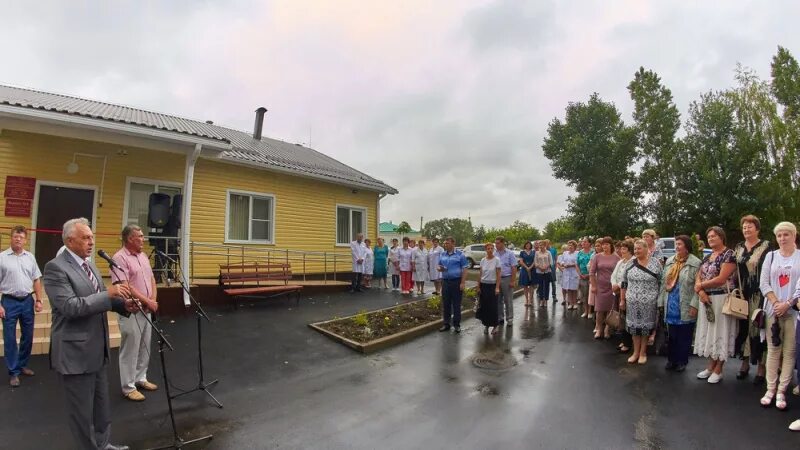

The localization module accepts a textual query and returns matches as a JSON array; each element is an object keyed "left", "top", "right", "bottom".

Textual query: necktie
[{"left": 82, "top": 262, "right": 100, "bottom": 293}]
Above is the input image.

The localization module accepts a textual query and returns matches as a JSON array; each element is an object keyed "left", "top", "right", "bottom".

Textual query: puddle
[{"left": 475, "top": 382, "right": 499, "bottom": 396}]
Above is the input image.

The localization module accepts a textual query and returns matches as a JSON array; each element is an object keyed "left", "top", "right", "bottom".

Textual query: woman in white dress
[
  {"left": 412, "top": 240, "right": 429, "bottom": 295},
  {"left": 362, "top": 238, "right": 374, "bottom": 288},
  {"left": 388, "top": 238, "right": 400, "bottom": 291}
]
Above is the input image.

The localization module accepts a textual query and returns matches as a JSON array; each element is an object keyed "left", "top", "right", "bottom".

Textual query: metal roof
[
  {"left": 0, "top": 84, "right": 397, "bottom": 194},
  {"left": 379, "top": 222, "right": 418, "bottom": 233}
]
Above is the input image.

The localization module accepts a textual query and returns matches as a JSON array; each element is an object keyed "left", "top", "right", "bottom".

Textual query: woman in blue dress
[
  {"left": 372, "top": 238, "right": 389, "bottom": 289},
  {"left": 518, "top": 241, "right": 536, "bottom": 306}
]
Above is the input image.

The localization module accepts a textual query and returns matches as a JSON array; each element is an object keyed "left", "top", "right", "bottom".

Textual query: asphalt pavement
[{"left": 2, "top": 285, "right": 798, "bottom": 449}]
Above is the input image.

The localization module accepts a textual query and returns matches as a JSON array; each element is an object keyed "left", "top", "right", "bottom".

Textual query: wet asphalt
[{"left": 2, "top": 282, "right": 799, "bottom": 449}]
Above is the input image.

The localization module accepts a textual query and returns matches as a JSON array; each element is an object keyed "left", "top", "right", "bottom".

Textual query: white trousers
[{"left": 118, "top": 311, "right": 152, "bottom": 394}]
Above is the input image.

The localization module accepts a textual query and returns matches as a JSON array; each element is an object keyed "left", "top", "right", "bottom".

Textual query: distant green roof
[{"left": 379, "top": 222, "right": 418, "bottom": 233}]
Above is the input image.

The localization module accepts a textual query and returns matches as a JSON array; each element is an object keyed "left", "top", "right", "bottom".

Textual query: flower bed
[{"left": 309, "top": 288, "right": 478, "bottom": 353}]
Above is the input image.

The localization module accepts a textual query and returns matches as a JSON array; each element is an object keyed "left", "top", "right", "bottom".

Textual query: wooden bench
[{"left": 219, "top": 263, "right": 303, "bottom": 308}]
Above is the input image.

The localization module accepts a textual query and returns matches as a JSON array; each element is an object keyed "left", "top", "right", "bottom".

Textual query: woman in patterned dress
[
  {"left": 620, "top": 239, "right": 663, "bottom": 365},
  {"left": 733, "top": 215, "right": 772, "bottom": 383},
  {"left": 560, "top": 240, "right": 580, "bottom": 310},
  {"left": 694, "top": 226, "right": 738, "bottom": 384}
]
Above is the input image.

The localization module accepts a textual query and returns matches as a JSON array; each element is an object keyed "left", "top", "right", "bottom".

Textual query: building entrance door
[{"left": 34, "top": 184, "right": 95, "bottom": 271}]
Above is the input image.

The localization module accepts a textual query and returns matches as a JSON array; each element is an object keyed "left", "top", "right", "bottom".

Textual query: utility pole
[{"left": 420, "top": 216, "right": 423, "bottom": 233}]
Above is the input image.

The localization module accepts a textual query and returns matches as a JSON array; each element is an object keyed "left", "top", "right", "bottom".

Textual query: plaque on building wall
[
  {"left": 5, "top": 198, "right": 32, "bottom": 217},
  {"left": 4, "top": 176, "right": 36, "bottom": 199}
]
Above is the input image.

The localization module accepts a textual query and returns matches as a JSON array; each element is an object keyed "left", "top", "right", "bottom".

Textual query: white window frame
[
  {"left": 121, "top": 177, "right": 184, "bottom": 230},
  {"left": 225, "top": 189, "right": 276, "bottom": 245},
  {"left": 335, "top": 204, "right": 367, "bottom": 247}
]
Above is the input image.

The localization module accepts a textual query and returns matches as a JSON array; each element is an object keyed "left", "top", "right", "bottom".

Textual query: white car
[{"left": 462, "top": 243, "right": 518, "bottom": 268}]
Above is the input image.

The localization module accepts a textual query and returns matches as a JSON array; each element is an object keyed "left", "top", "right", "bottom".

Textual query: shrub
[{"left": 352, "top": 310, "right": 369, "bottom": 327}]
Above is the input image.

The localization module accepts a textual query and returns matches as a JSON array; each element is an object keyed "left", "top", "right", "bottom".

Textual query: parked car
[
  {"left": 462, "top": 243, "right": 487, "bottom": 268},
  {"left": 659, "top": 237, "right": 676, "bottom": 260},
  {"left": 462, "top": 243, "right": 519, "bottom": 268}
]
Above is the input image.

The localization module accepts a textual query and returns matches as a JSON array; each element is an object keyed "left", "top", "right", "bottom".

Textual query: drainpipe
[
  {"left": 377, "top": 192, "right": 386, "bottom": 239},
  {"left": 181, "top": 143, "right": 202, "bottom": 306}
]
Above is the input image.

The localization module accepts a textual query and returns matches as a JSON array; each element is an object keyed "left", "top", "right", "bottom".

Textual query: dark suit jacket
[{"left": 43, "top": 251, "right": 129, "bottom": 375}]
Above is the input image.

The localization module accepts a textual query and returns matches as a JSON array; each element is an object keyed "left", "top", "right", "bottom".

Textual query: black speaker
[
  {"left": 170, "top": 194, "right": 183, "bottom": 229},
  {"left": 148, "top": 193, "right": 170, "bottom": 228}
]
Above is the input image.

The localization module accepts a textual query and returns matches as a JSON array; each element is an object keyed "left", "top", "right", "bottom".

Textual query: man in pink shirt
[{"left": 111, "top": 225, "right": 159, "bottom": 401}]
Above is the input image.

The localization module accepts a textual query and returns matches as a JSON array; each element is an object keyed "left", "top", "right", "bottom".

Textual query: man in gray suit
[{"left": 43, "top": 218, "right": 137, "bottom": 450}]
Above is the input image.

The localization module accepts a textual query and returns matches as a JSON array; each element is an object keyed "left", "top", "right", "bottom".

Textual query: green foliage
[
  {"left": 542, "top": 47, "right": 800, "bottom": 242},
  {"left": 472, "top": 225, "right": 487, "bottom": 243},
  {"left": 628, "top": 67, "right": 682, "bottom": 236},
  {"left": 463, "top": 287, "right": 477, "bottom": 299},
  {"left": 422, "top": 218, "right": 473, "bottom": 246},
  {"left": 543, "top": 93, "right": 640, "bottom": 237},
  {"left": 352, "top": 310, "right": 369, "bottom": 327},
  {"left": 426, "top": 295, "right": 442, "bottom": 310},
  {"left": 485, "top": 220, "right": 541, "bottom": 247},
  {"left": 543, "top": 216, "right": 577, "bottom": 243},
  {"left": 396, "top": 221, "right": 413, "bottom": 235},
  {"left": 383, "top": 316, "right": 391, "bottom": 328}
]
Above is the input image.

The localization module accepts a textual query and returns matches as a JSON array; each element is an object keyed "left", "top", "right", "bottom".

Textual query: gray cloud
[{"left": 2, "top": 0, "right": 799, "bottom": 232}]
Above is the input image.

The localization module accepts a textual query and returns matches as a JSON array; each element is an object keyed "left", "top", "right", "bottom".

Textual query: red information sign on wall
[
  {"left": 5, "top": 198, "right": 32, "bottom": 217},
  {"left": 4, "top": 176, "right": 36, "bottom": 199}
]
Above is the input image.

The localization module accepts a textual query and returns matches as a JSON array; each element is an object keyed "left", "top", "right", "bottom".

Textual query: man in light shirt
[
  {"left": 0, "top": 225, "right": 45, "bottom": 387},
  {"left": 111, "top": 224, "right": 159, "bottom": 401},
  {"left": 495, "top": 236, "right": 517, "bottom": 327}
]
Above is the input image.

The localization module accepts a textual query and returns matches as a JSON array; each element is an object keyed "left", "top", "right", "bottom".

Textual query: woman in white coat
[
  {"left": 362, "top": 238, "right": 375, "bottom": 288},
  {"left": 412, "top": 240, "right": 429, "bottom": 295}
]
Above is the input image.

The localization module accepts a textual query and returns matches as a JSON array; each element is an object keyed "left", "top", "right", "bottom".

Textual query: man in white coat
[
  {"left": 428, "top": 238, "right": 444, "bottom": 295},
  {"left": 350, "top": 233, "right": 366, "bottom": 293}
]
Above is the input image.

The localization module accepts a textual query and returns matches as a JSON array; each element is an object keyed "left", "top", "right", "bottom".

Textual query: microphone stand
[
  {"left": 105, "top": 263, "right": 213, "bottom": 449},
  {"left": 157, "top": 250, "right": 223, "bottom": 409}
]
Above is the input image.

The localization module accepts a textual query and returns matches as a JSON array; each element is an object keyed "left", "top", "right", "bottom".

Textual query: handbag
[
  {"left": 605, "top": 309, "right": 622, "bottom": 330},
  {"left": 722, "top": 266, "right": 748, "bottom": 320}
]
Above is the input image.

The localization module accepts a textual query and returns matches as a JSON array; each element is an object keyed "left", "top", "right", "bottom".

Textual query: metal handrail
[{"left": 189, "top": 241, "right": 352, "bottom": 283}]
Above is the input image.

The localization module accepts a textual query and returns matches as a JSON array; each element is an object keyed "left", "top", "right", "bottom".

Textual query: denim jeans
[
  {"left": 392, "top": 275, "right": 400, "bottom": 289},
  {"left": 537, "top": 272, "right": 551, "bottom": 301},
  {"left": 442, "top": 279, "right": 462, "bottom": 327},
  {"left": 2, "top": 294, "right": 35, "bottom": 376}
]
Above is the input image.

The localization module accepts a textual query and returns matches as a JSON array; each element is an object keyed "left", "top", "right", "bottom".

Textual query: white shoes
[
  {"left": 790, "top": 419, "right": 800, "bottom": 431},
  {"left": 697, "top": 369, "right": 712, "bottom": 379},
  {"left": 588, "top": 313, "right": 595, "bottom": 319},
  {"left": 794, "top": 385, "right": 799, "bottom": 396},
  {"left": 707, "top": 373, "right": 723, "bottom": 384},
  {"left": 581, "top": 312, "right": 588, "bottom": 318}
]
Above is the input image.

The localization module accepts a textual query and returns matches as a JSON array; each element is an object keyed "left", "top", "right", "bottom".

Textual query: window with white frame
[
  {"left": 226, "top": 191, "right": 275, "bottom": 243},
  {"left": 126, "top": 181, "right": 182, "bottom": 227},
  {"left": 336, "top": 206, "right": 366, "bottom": 245}
]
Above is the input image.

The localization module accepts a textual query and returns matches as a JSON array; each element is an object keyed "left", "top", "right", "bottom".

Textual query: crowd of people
[
  {"left": 477, "top": 216, "right": 800, "bottom": 433},
  {"left": 350, "top": 214, "right": 800, "bottom": 432}
]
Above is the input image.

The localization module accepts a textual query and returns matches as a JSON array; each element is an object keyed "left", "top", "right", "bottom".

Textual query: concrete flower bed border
[{"left": 309, "top": 288, "right": 522, "bottom": 354}]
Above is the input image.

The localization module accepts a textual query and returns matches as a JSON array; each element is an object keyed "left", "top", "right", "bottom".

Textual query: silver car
[{"left": 462, "top": 243, "right": 518, "bottom": 268}]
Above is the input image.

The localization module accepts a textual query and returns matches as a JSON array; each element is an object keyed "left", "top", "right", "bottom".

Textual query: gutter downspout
[
  {"left": 377, "top": 192, "right": 387, "bottom": 239},
  {"left": 181, "top": 143, "right": 202, "bottom": 306}
]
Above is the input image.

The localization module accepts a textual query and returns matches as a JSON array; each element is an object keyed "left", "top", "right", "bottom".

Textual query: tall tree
[
  {"left": 543, "top": 216, "right": 577, "bottom": 243},
  {"left": 396, "top": 221, "right": 412, "bottom": 237},
  {"left": 542, "top": 93, "right": 640, "bottom": 237},
  {"left": 771, "top": 46, "right": 800, "bottom": 221},
  {"left": 486, "top": 220, "right": 541, "bottom": 247},
  {"left": 627, "top": 67, "right": 682, "bottom": 235},
  {"left": 421, "top": 217, "right": 473, "bottom": 246}
]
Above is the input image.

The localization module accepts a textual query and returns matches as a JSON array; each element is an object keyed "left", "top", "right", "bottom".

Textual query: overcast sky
[{"left": 2, "top": 1, "right": 799, "bottom": 230}]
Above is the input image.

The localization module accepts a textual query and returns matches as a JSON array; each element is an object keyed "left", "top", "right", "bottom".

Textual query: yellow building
[{"left": 0, "top": 85, "right": 397, "bottom": 295}]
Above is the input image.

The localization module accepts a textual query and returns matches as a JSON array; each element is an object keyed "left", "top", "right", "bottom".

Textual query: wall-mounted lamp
[{"left": 66, "top": 153, "right": 108, "bottom": 207}]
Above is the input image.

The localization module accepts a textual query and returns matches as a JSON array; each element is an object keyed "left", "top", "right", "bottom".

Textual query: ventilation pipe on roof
[{"left": 253, "top": 107, "right": 267, "bottom": 140}]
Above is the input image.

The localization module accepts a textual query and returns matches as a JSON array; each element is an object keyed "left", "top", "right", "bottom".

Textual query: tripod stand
[
  {"left": 157, "top": 250, "right": 223, "bottom": 408},
  {"left": 150, "top": 326, "right": 213, "bottom": 449},
  {"left": 103, "top": 261, "right": 213, "bottom": 449}
]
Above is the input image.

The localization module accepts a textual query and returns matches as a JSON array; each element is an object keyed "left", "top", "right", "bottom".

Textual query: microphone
[
  {"left": 97, "top": 249, "right": 121, "bottom": 270},
  {"left": 156, "top": 249, "right": 178, "bottom": 264}
]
